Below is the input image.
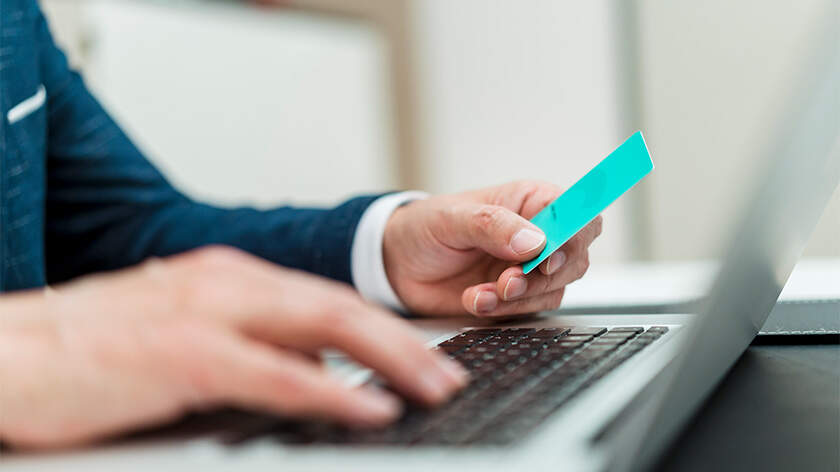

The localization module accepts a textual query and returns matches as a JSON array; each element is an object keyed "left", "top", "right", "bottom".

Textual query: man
[{"left": 0, "top": 0, "right": 601, "bottom": 449}]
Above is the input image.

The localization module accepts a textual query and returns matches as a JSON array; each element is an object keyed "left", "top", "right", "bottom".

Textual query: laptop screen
[{"left": 623, "top": 11, "right": 840, "bottom": 470}]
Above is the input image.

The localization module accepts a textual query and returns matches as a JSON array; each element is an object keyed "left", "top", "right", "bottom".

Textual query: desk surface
[{"left": 657, "top": 344, "right": 840, "bottom": 472}]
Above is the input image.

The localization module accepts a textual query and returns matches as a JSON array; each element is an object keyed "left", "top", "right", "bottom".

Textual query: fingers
[
  {"left": 462, "top": 282, "right": 501, "bottom": 314},
  {"left": 435, "top": 203, "right": 547, "bottom": 262},
  {"left": 461, "top": 283, "right": 567, "bottom": 317},
  {"left": 207, "top": 272, "right": 467, "bottom": 405},
  {"left": 494, "top": 258, "right": 588, "bottom": 303},
  {"left": 309, "top": 304, "right": 470, "bottom": 406},
  {"left": 254, "top": 305, "right": 470, "bottom": 407},
  {"left": 167, "top": 247, "right": 468, "bottom": 406},
  {"left": 538, "top": 215, "right": 603, "bottom": 275},
  {"left": 515, "top": 182, "right": 564, "bottom": 219},
  {"left": 460, "top": 215, "right": 603, "bottom": 316},
  {"left": 205, "top": 331, "right": 404, "bottom": 427}
]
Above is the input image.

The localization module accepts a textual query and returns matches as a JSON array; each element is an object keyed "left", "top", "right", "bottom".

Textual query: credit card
[{"left": 522, "top": 131, "right": 654, "bottom": 274}]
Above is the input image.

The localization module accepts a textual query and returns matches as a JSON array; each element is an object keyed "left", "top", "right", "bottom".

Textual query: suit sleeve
[{"left": 36, "top": 7, "right": 379, "bottom": 285}]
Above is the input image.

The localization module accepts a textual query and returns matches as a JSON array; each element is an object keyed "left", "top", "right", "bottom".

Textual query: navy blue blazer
[{"left": 0, "top": 0, "right": 379, "bottom": 292}]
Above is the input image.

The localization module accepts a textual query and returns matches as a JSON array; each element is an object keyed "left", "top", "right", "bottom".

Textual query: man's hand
[
  {"left": 383, "top": 181, "right": 603, "bottom": 317},
  {"left": 0, "top": 247, "right": 467, "bottom": 449}
]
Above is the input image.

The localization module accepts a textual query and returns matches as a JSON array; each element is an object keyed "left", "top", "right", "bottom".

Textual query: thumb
[{"left": 439, "top": 203, "right": 546, "bottom": 262}]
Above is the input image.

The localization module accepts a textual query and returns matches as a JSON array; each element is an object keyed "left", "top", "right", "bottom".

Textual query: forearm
[
  {"left": 47, "top": 196, "right": 381, "bottom": 285},
  {"left": 0, "top": 293, "right": 59, "bottom": 446}
]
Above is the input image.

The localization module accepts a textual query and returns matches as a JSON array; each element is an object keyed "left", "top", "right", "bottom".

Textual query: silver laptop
[{"left": 4, "top": 13, "right": 838, "bottom": 472}]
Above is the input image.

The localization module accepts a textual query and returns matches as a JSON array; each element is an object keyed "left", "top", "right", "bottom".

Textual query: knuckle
[
  {"left": 576, "top": 256, "right": 590, "bottom": 278},
  {"left": 266, "top": 372, "right": 309, "bottom": 408},
  {"left": 471, "top": 204, "right": 504, "bottom": 231},
  {"left": 539, "top": 196, "right": 555, "bottom": 210},
  {"left": 514, "top": 179, "right": 542, "bottom": 194},
  {"left": 535, "top": 274, "right": 552, "bottom": 294},
  {"left": 324, "top": 283, "right": 366, "bottom": 312},
  {"left": 253, "top": 369, "right": 322, "bottom": 417},
  {"left": 517, "top": 180, "right": 563, "bottom": 207},
  {"left": 515, "top": 179, "right": 550, "bottom": 192},
  {"left": 318, "top": 307, "right": 359, "bottom": 340}
]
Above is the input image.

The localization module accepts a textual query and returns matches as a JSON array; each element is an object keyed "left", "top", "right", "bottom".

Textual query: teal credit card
[{"left": 522, "top": 131, "right": 654, "bottom": 274}]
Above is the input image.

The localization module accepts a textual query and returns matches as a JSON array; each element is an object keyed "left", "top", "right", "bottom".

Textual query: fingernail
[
  {"left": 357, "top": 389, "right": 402, "bottom": 421},
  {"left": 503, "top": 276, "right": 527, "bottom": 300},
  {"left": 547, "top": 251, "right": 567, "bottom": 274},
  {"left": 510, "top": 229, "right": 545, "bottom": 255},
  {"left": 473, "top": 291, "right": 499, "bottom": 314},
  {"left": 418, "top": 369, "right": 452, "bottom": 403}
]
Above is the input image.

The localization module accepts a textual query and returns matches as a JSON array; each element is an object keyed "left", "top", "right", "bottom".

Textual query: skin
[
  {"left": 0, "top": 181, "right": 600, "bottom": 450},
  {"left": 385, "top": 181, "right": 602, "bottom": 317}
]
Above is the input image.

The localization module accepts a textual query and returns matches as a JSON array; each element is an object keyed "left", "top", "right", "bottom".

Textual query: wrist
[
  {"left": 352, "top": 191, "right": 429, "bottom": 312},
  {"left": 382, "top": 204, "right": 408, "bottom": 306}
]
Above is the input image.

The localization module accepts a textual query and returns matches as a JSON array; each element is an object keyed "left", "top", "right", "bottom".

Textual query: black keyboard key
[
  {"left": 560, "top": 334, "right": 595, "bottom": 343},
  {"left": 608, "top": 327, "right": 644, "bottom": 334},
  {"left": 548, "top": 342, "right": 582, "bottom": 352},
  {"left": 591, "top": 337, "right": 626, "bottom": 346},
  {"left": 467, "top": 344, "right": 498, "bottom": 354},
  {"left": 448, "top": 334, "right": 489, "bottom": 345},
  {"left": 532, "top": 328, "right": 571, "bottom": 338},
  {"left": 455, "top": 351, "right": 485, "bottom": 364},
  {"left": 494, "top": 331, "right": 535, "bottom": 341},
  {"left": 504, "top": 328, "right": 537, "bottom": 334},
  {"left": 465, "top": 328, "right": 504, "bottom": 336},
  {"left": 435, "top": 344, "right": 464, "bottom": 355},
  {"left": 636, "top": 333, "right": 661, "bottom": 341},
  {"left": 260, "top": 324, "right": 669, "bottom": 447},
  {"left": 601, "top": 332, "right": 636, "bottom": 339},
  {"left": 567, "top": 327, "right": 607, "bottom": 336},
  {"left": 586, "top": 344, "right": 619, "bottom": 352},
  {"left": 509, "top": 341, "right": 543, "bottom": 350}
]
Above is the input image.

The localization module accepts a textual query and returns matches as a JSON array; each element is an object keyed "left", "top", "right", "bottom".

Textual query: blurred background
[{"left": 41, "top": 0, "right": 838, "bottom": 265}]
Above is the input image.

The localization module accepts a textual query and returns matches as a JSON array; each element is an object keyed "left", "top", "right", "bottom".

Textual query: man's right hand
[{"left": 0, "top": 246, "right": 467, "bottom": 450}]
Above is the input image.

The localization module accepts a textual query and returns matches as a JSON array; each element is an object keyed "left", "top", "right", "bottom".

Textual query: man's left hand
[{"left": 383, "top": 181, "right": 603, "bottom": 317}]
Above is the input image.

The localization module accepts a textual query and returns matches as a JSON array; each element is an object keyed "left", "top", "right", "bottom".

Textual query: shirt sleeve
[{"left": 350, "top": 191, "right": 430, "bottom": 311}]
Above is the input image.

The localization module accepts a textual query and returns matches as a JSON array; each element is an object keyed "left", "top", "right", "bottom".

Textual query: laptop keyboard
[{"left": 226, "top": 326, "right": 668, "bottom": 447}]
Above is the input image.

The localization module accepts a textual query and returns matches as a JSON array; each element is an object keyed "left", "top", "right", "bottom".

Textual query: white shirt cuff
[{"left": 351, "top": 191, "right": 430, "bottom": 312}]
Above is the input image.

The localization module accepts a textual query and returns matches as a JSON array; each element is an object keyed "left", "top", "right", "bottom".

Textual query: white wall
[
  {"left": 637, "top": 0, "right": 840, "bottom": 259},
  {"left": 50, "top": 0, "right": 397, "bottom": 207},
  {"left": 41, "top": 0, "right": 839, "bottom": 261},
  {"left": 44, "top": 0, "right": 634, "bottom": 262},
  {"left": 410, "top": 0, "right": 632, "bottom": 263}
]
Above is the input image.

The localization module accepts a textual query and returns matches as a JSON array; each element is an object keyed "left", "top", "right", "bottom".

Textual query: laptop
[{"left": 4, "top": 13, "right": 838, "bottom": 472}]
